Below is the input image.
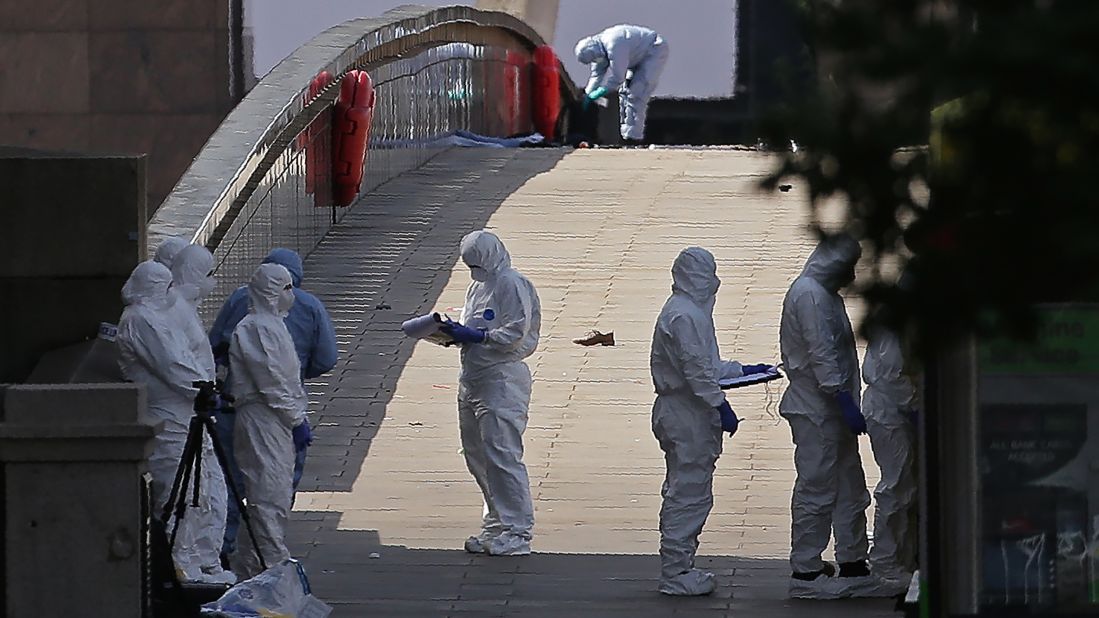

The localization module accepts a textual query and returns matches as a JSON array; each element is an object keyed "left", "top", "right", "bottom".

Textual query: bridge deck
[{"left": 288, "top": 148, "right": 893, "bottom": 617}]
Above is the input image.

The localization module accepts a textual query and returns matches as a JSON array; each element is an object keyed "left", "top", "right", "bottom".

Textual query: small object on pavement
[
  {"left": 573, "top": 330, "right": 615, "bottom": 346},
  {"left": 369, "top": 552, "right": 381, "bottom": 559},
  {"left": 779, "top": 184, "right": 793, "bottom": 192}
]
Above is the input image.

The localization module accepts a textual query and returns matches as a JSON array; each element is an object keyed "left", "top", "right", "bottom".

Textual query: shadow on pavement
[
  {"left": 298, "top": 148, "right": 569, "bottom": 493},
  {"left": 286, "top": 522, "right": 897, "bottom": 617}
]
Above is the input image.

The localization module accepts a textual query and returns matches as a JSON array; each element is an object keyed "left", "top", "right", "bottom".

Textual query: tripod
[{"left": 160, "top": 381, "right": 268, "bottom": 579}]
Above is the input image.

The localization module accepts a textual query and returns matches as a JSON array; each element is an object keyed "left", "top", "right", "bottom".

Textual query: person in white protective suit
[
  {"left": 575, "top": 24, "right": 669, "bottom": 144},
  {"left": 228, "top": 263, "right": 308, "bottom": 579},
  {"left": 169, "top": 245, "right": 219, "bottom": 378},
  {"left": 117, "top": 261, "right": 230, "bottom": 584},
  {"left": 779, "top": 233, "right": 886, "bottom": 599},
  {"left": 439, "top": 230, "right": 541, "bottom": 557},
  {"left": 650, "top": 247, "right": 774, "bottom": 596},
  {"left": 167, "top": 244, "right": 234, "bottom": 584},
  {"left": 154, "top": 235, "right": 190, "bottom": 270},
  {"left": 862, "top": 326, "right": 918, "bottom": 593}
]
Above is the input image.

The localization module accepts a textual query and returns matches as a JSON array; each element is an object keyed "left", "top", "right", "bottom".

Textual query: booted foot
[
  {"left": 464, "top": 535, "right": 487, "bottom": 554},
  {"left": 485, "top": 532, "right": 531, "bottom": 556},
  {"left": 839, "top": 560, "right": 870, "bottom": 577},
  {"left": 790, "top": 563, "right": 847, "bottom": 600},
  {"left": 573, "top": 330, "right": 615, "bottom": 346},
  {"left": 871, "top": 573, "right": 915, "bottom": 597},
  {"left": 659, "top": 569, "right": 716, "bottom": 596},
  {"left": 792, "top": 562, "right": 836, "bottom": 581},
  {"left": 200, "top": 564, "right": 237, "bottom": 585},
  {"left": 464, "top": 528, "right": 503, "bottom": 554},
  {"left": 622, "top": 138, "right": 646, "bottom": 147}
]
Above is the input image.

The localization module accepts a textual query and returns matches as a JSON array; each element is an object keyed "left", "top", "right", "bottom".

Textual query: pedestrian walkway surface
[{"left": 289, "top": 148, "right": 895, "bottom": 617}]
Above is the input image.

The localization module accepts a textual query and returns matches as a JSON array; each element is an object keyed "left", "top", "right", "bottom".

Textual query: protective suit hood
[
  {"left": 171, "top": 244, "right": 217, "bottom": 303},
  {"left": 671, "top": 247, "right": 720, "bottom": 304},
  {"left": 460, "top": 230, "right": 511, "bottom": 278},
  {"left": 248, "top": 263, "right": 294, "bottom": 317},
  {"left": 153, "top": 236, "right": 189, "bottom": 269},
  {"left": 263, "top": 248, "right": 304, "bottom": 288},
  {"left": 122, "top": 260, "right": 173, "bottom": 308},
  {"left": 802, "top": 234, "right": 862, "bottom": 293},
  {"left": 574, "top": 36, "right": 605, "bottom": 64}
]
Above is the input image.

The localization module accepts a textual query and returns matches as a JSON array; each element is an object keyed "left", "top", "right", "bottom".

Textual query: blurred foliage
[{"left": 759, "top": 0, "right": 1099, "bottom": 349}]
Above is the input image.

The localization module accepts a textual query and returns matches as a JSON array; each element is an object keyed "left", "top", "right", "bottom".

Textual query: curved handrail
[{"left": 149, "top": 3, "right": 576, "bottom": 255}]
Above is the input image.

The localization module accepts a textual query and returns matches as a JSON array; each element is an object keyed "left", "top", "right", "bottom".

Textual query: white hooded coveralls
[
  {"left": 117, "top": 261, "right": 218, "bottom": 580},
  {"left": 650, "top": 247, "right": 744, "bottom": 594},
  {"left": 575, "top": 24, "right": 669, "bottom": 141},
  {"left": 167, "top": 244, "right": 230, "bottom": 579},
  {"left": 457, "top": 231, "right": 540, "bottom": 550},
  {"left": 778, "top": 235, "right": 871, "bottom": 574},
  {"left": 228, "top": 263, "right": 307, "bottom": 578},
  {"left": 153, "top": 235, "right": 190, "bottom": 270},
  {"left": 862, "top": 328, "right": 917, "bottom": 581}
]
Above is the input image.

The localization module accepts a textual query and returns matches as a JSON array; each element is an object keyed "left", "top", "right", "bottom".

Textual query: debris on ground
[{"left": 573, "top": 330, "right": 615, "bottom": 347}]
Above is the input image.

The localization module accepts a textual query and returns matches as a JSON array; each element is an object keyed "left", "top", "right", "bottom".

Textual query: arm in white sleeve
[
  {"left": 126, "top": 316, "right": 207, "bottom": 399},
  {"left": 586, "top": 62, "right": 608, "bottom": 94},
  {"left": 795, "top": 291, "right": 848, "bottom": 394},
  {"left": 866, "top": 330, "right": 915, "bottom": 407},
  {"left": 599, "top": 40, "right": 630, "bottom": 92},
  {"left": 234, "top": 322, "right": 307, "bottom": 427},
  {"left": 483, "top": 278, "right": 533, "bottom": 349},
  {"left": 718, "top": 360, "right": 744, "bottom": 381},
  {"left": 667, "top": 314, "right": 727, "bottom": 408}
]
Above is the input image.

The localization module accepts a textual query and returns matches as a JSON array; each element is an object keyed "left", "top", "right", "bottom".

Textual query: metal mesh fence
[{"left": 199, "top": 41, "right": 535, "bottom": 323}]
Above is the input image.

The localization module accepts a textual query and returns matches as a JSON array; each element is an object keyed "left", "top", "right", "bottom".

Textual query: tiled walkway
[{"left": 289, "top": 148, "right": 894, "bottom": 617}]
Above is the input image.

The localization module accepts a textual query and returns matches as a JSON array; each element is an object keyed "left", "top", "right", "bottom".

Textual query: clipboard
[{"left": 719, "top": 368, "right": 784, "bottom": 390}]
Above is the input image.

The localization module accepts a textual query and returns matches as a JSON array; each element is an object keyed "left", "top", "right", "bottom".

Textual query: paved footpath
[{"left": 289, "top": 148, "right": 895, "bottom": 617}]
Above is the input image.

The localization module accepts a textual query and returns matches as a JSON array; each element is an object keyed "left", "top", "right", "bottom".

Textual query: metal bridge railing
[{"left": 148, "top": 4, "right": 575, "bottom": 323}]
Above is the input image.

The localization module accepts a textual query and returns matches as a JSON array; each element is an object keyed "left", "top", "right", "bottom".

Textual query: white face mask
[
  {"left": 198, "top": 275, "right": 216, "bottom": 300},
  {"left": 277, "top": 287, "right": 295, "bottom": 314},
  {"left": 470, "top": 266, "right": 489, "bottom": 282},
  {"left": 703, "top": 278, "right": 720, "bottom": 313}
]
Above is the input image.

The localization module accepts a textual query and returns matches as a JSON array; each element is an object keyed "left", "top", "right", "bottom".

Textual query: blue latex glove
[
  {"left": 441, "top": 320, "right": 486, "bottom": 344},
  {"left": 740, "top": 363, "right": 772, "bottom": 376},
  {"left": 715, "top": 400, "right": 739, "bottom": 437},
  {"left": 835, "top": 391, "right": 867, "bottom": 435},
  {"left": 293, "top": 419, "right": 313, "bottom": 450}
]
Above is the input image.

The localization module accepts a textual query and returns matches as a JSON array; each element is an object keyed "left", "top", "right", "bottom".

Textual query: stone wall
[
  {"left": 0, "top": 0, "right": 235, "bottom": 212},
  {"left": 0, "top": 151, "right": 145, "bottom": 383}
]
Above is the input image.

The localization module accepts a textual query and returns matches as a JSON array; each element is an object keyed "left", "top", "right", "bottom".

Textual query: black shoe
[
  {"left": 792, "top": 562, "right": 836, "bottom": 581},
  {"left": 839, "top": 560, "right": 870, "bottom": 577},
  {"left": 622, "top": 138, "right": 646, "bottom": 147}
]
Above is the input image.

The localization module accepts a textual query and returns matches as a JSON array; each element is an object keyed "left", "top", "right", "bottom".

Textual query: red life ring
[
  {"left": 304, "top": 70, "right": 332, "bottom": 203},
  {"left": 331, "top": 70, "right": 375, "bottom": 207},
  {"left": 532, "top": 45, "right": 561, "bottom": 141}
]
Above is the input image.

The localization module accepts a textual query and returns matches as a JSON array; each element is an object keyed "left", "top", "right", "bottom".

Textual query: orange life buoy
[
  {"left": 532, "top": 45, "right": 561, "bottom": 141},
  {"left": 331, "top": 70, "right": 375, "bottom": 207},
  {"left": 304, "top": 70, "right": 333, "bottom": 204}
]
